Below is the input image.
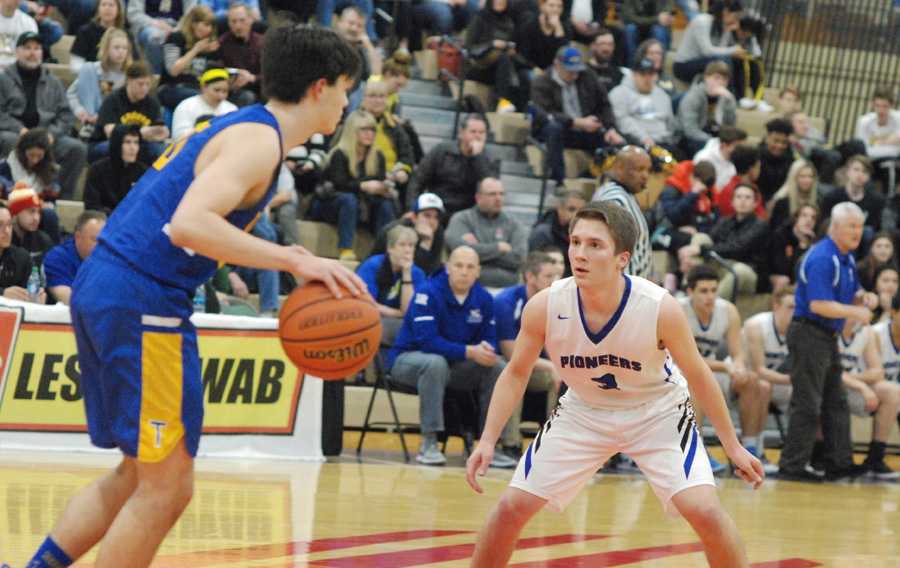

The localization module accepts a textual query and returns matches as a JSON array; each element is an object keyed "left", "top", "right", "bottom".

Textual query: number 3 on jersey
[{"left": 152, "top": 121, "right": 212, "bottom": 171}]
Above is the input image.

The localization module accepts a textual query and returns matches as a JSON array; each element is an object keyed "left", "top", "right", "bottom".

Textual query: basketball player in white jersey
[
  {"left": 465, "top": 202, "right": 763, "bottom": 568},
  {"left": 679, "top": 265, "right": 772, "bottom": 473},
  {"left": 863, "top": 294, "right": 900, "bottom": 479}
]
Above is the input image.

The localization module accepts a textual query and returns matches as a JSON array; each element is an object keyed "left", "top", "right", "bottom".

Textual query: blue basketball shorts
[{"left": 70, "top": 251, "right": 203, "bottom": 462}]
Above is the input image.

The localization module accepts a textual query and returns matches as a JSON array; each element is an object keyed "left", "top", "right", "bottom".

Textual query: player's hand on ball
[
  {"left": 466, "top": 443, "right": 494, "bottom": 494},
  {"left": 284, "top": 247, "right": 367, "bottom": 299},
  {"left": 727, "top": 445, "right": 764, "bottom": 489}
]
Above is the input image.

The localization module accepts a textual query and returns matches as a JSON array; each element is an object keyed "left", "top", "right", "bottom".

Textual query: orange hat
[{"left": 7, "top": 182, "right": 42, "bottom": 217}]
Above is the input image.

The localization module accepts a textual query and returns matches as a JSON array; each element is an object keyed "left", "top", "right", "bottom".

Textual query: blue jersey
[
  {"left": 795, "top": 236, "right": 859, "bottom": 332},
  {"left": 97, "top": 104, "right": 282, "bottom": 293},
  {"left": 494, "top": 284, "right": 528, "bottom": 342}
]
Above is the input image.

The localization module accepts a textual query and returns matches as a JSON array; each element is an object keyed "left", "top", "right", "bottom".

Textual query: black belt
[{"left": 792, "top": 317, "right": 837, "bottom": 337}]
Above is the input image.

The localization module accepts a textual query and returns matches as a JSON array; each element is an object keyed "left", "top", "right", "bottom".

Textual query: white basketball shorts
[{"left": 509, "top": 386, "right": 716, "bottom": 518}]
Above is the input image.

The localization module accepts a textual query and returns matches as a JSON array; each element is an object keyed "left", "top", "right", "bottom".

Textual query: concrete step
[
  {"left": 500, "top": 160, "right": 537, "bottom": 177},
  {"left": 413, "top": 120, "right": 455, "bottom": 139},
  {"left": 400, "top": 106, "right": 456, "bottom": 128},
  {"left": 399, "top": 91, "right": 458, "bottom": 111},
  {"left": 506, "top": 205, "right": 539, "bottom": 227},
  {"left": 404, "top": 78, "right": 445, "bottom": 96},
  {"left": 500, "top": 173, "right": 544, "bottom": 195}
]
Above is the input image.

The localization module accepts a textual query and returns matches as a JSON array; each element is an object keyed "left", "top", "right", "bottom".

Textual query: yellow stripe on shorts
[{"left": 138, "top": 331, "right": 186, "bottom": 462}]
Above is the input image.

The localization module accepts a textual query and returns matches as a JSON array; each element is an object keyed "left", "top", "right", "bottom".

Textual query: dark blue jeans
[
  {"left": 537, "top": 120, "right": 607, "bottom": 184},
  {"left": 310, "top": 192, "right": 397, "bottom": 249}
]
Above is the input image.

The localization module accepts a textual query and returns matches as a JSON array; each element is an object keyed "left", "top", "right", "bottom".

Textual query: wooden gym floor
[{"left": 1, "top": 433, "right": 898, "bottom": 567}]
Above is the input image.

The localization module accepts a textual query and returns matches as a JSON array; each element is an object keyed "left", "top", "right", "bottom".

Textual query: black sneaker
[
  {"left": 864, "top": 459, "right": 900, "bottom": 481},
  {"left": 825, "top": 463, "right": 868, "bottom": 482},
  {"left": 777, "top": 465, "right": 825, "bottom": 483}
]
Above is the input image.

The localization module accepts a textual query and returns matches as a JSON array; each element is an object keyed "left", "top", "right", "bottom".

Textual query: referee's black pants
[{"left": 778, "top": 320, "right": 855, "bottom": 474}]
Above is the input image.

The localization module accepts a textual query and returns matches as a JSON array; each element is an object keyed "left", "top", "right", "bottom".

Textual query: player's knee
[
  {"left": 681, "top": 502, "right": 727, "bottom": 535},
  {"left": 494, "top": 492, "right": 539, "bottom": 526},
  {"left": 876, "top": 382, "right": 900, "bottom": 406}
]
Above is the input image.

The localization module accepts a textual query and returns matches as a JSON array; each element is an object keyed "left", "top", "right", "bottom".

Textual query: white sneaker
[
  {"left": 416, "top": 439, "right": 447, "bottom": 466},
  {"left": 490, "top": 449, "right": 517, "bottom": 469},
  {"left": 756, "top": 100, "right": 775, "bottom": 113},
  {"left": 739, "top": 97, "right": 757, "bottom": 110}
]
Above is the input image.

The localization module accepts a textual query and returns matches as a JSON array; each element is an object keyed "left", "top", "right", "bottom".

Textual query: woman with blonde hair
[
  {"left": 310, "top": 110, "right": 398, "bottom": 261},
  {"left": 767, "top": 159, "right": 822, "bottom": 230},
  {"left": 70, "top": 0, "right": 135, "bottom": 72},
  {"left": 68, "top": 27, "right": 133, "bottom": 138},
  {"left": 159, "top": 5, "right": 221, "bottom": 109}
]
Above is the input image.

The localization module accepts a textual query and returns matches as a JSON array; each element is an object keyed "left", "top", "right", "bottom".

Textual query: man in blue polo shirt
[
  {"left": 388, "top": 246, "right": 516, "bottom": 468},
  {"left": 43, "top": 211, "right": 106, "bottom": 305},
  {"left": 493, "top": 251, "right": 563, "bottom": 453},
  {"left": 779, "top": 202, "right": 877, "bottom": 482}
]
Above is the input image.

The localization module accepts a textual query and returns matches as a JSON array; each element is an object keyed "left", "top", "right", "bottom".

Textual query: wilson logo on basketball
[
  {"left": 302, "top": 338, "right": 373, "bottom": 362},
  {"left": 298, "top": 309, "right": 364, "bottom": 330}
]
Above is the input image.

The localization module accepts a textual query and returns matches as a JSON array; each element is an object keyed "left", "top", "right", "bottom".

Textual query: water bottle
[
  {"left": 27, "top": 266, "right": 41, "bottom": 301},
  {"left": 192, "top": 284, "right": 206, "bottom": 313}
]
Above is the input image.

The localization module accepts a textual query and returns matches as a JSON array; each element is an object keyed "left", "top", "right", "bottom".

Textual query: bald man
[
  {"left": 387, "top": 246, "right": 517, "bottom": 468},
  {"left": 591, "top": 147, "right": 653, "bottom": 279}
]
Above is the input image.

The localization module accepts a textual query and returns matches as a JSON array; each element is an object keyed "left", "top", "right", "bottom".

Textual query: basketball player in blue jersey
[
  {"left": 466, "top": 202, "right": 764, "bottom": 568},
  {"left": 24, "top": 26, "right": 366, "bottom": 568}
]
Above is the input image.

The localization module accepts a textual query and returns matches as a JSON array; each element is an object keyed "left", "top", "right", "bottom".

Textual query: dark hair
[
  {"left": 262, "top": 24, "right": 361, "bottom": 103},
  {"left": 873, "top": 263, "right": 899, "bottom": 288},
  {"left": 872, "top": 86, "right": 895, "bottom": 105},
  {"left": 710, "top": 0, "right": 743, "bottom": 36},
  {"left": 568, "top": 201, "right": 637, "bottom": 256},
  {"left": 15, "top": 128, "right": 57, "bottom": 188},
  {"left": 718, "top": 125, "right": 747, "bottom": 144},
  {"left": 693, "top": 161, "right": 717, "bottom": 187},
  {"left": 686, "top": 264, "right": 720, "bottom": 289},
  {"left": 846, "top": 154, "right": 873, "bottom": 174},
  {"left": 766, "top": 117, "right": 793, "bottom": 136},
  {"left": 634, "top": 38, "right": 663, "bottom": 68},
  {"left": 732, "top": 182, "right": 757, "bottom": 202},
  {"left": 790, "top": 203, "right": 819, "bottom": 227},
  {"left": 739, "top": 15, "right": 765, "bottom": 42},
  {"left": 730, "top": 144, "right": 760, "bottom": 174},
  {"left": 523, "top": 251, "right": 554, "bottom": 277},
  {"left": 459, "top": 113, "right": 488, "bottom": 132},
  {"left": 75, "top": 210, "right": 107, "bottom": 232},
  {"left": 337, "top": 4, "right": 366, "bottom": 20},
  {"left": 125, "top": 60, "right": 152, "bottom": 80},
  {"left": 593, "top": 26, "right": 613, "bottom": 39},
  {"left": 891, "top": 291, "right": 900, "bottom": 312}
]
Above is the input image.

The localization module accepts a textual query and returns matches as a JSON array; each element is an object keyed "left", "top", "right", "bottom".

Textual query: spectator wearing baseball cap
[
  {"left": 371, "top": 192, "right": 447, "bottom": 275},
  {"left": 609, "top": 56, "right": 681, "bottom": 152},
  {"left": 530, "top": 44, "right": 626, "bottom": 186},
  {"left": 8, "top": 184, "right": 54, "bottom": 267}
]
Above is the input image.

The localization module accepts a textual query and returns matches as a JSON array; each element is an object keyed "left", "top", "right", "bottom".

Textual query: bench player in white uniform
[
  {"left": 465, "top": 202, "right": 763, "bottom": 568},
  {"left": 679, "top": 265, "right": 771, "bottom": 474},
  {"left": 864, "top": 294, "right": 900, "bottom": 479}
]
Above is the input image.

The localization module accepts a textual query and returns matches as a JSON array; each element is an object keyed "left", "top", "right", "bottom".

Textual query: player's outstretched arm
[
  {"left": 658, "top": 294, "right": 764, "bottom": 489},
  {"left": 168, "top": 124, "right": 365, "bottom": 298},
  {"left": 466, "top": 289, "right": 549, "bottom": 493}
]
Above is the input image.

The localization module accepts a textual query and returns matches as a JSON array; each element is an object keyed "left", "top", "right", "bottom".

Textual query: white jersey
[
  {"left": 744, "top": 311, "right": 788, "bottom": 372},
  {"left": 544, "top": 276, "right": 687, "bottom": 409},
  {"left": 873, "top": 321, "right": 900, "bottom": 382},
  {"left": 838, "top": 325, "right": 870, "bottom": 374},
  {"left": 679, "top": 296, "right": 731, "bottom": 359}
]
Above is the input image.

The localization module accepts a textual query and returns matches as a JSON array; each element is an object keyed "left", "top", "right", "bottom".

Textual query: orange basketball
[{"left": 278, "top": 282, "right": 381, "bottom": 380}]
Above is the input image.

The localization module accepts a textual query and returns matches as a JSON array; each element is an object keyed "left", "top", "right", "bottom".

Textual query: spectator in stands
[
  {"left": 838, "top": 318, "right": 900, "bottom": 480},
  {"left": 69, "top": 0, "right": 135, "bottom": 73},
  {"left": 857, "top": 232, "right": 896, "bottom": 292},
  {"left": 0, "top": 32, "right": 86, "bottom": 199},
  {"left": 319, "top": 0, "right": 375, "bottom": 39},
  {"left": 407, "top": 113, "right": 498, "bottom": 219},
  {"left": 678, "top": 60, "right": 736, "bottom": 156},
  {"left": 372, "top": 193, "right": 446, "bottom": 276},
  {"left": 0, "top": 0, "right": 37, "bottom": 68},
  {"left": 218, "top": 2, "right": 263, "bottom": 107},
  {"left": 357, "top": 224, "right": 427, "bottom": 342},
  {"left": 585, "top": 28, "right": 624, "bottom": 92},
  {"left": 200, "top": 0, "right": 261, "bottom": 24},
  {"left": 787, "top": 110, "right": 841, "bottom": 184},
  {"left": 531, "top": 45, "right": 624, "bottom": 188},
  {"left": 609, "top": 57, "right": 680, "bottom": 151},
  {"left": 528, "top": 187, "right": 585, "bottom": 277},
  {"left": 412, "top": 0, "right": 479, "bottom": 43},
  {"left": 0, "top": 202, "right": 38, "bottom": 301},
  {"left": 732, "top": 13, "right": 767, "bottom": 111},
  {"left": 8, "top": 185, "right": 53, "bottom": 267},
  {"left": 672, "top": 0, "right": 744, "bottom": 87},
  {"left": 16, "top": 0, "right": 62, "bottom": 63},
  {"left": 493, "top": 251, "right": 564, "bottom": 453},
  {"left": 822, "top": 155, "right": 884, "bottom": 248},
  {"left": 387, "top": 245, "right": 517, "bottom": 468},
  {"left": 284, "top": 137, "right": 327, "bottom": 197},
  {"left": 678, "top": 263, "right": 769, "bottom": 475},
  {"left": 0, "top": 132, "right": 61, "bottom": 241},
  {"left": 43, "top": 209, "right": 105, "bottom": 304},
  {"left": 335, "top": 5, "right": 381, "bottom": 112},
  {"left": 171, "top": 67, "right": 237, "bottom": 139},
  {"left": 714, "top": 143, "right": 763, "bottom": 218},
  {"left": 776, "top": 85, "right": 802, "bottom": 115},
  {"left": 446, "top": 177, "right": 527, "bottom": 287},
  {"left": 67, "top": 27, "right": 132, "bottom": 140},
  {"left": 658, "top": 159, "right": 718, "bottom": 237},
  {"left": 621, "top": 0, "right": 673, "bottom": 64},
  {"left": 694, "top": 124, "right": 747, "bottom": 189},
  {"left": 90, "top": 60, "right": 168, "bottom": 163},
  {"left": 269, "top": 160, "right": 300, "bottom": 246},
  {"left": 359, "top": 80, "right": 414, "bottom": 205},
  {"left": 516, "top": 0, "right": 571, "bottom": 73},
  {"left": 83, "top": 124, "right": 146, "bottom": 214},
  {"left": 380, "top": 55, "right": 423, "bottom": 162},
  {"left": 592, "top": 146, "right": 653, "bottom": 279},
  {"left": 159, "top": 5, "right": 221, "bottom": 110},
  {"left": 310, "top": 109, "right": 396, "bottom": 262},
  {"left": 707, "top": 183, "right": 767, "bottom": 296},
  {"left": 564, "top": 0, "right": 623, "bottom": 60},
  {"left": 769, "top": 203, "right": 818, "bottom": 292},
  {"left": 756, "top": 117, "right": 795, "bottom": 203},
  {"left": 767, "top": 159, "right": 823, "bottom": 234},
  {"left": 229, "top": 212, "right": 282, "bottom": 317},
  {"left": 855, "top": 86, "right": 900, "bottom": 193},
  {"left": 870, "top": 263, "right": 898, "bottom": 323},
  {"left": 128, "top": 0, "right": 193, "bottom": 73},
  {"left": 634, "top": 37, "right": 675, "bottom": 97},
  {"left": 465, "top": 0, "right": 531, "bottom": 113}
]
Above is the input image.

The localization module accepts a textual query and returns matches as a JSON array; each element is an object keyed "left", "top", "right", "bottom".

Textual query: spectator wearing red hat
[
  {"left": 0, "top": 202, "right": 40, "bottom": 302},
  {"left": 8, "top": 184, "right": 54, "bottom": 266}
]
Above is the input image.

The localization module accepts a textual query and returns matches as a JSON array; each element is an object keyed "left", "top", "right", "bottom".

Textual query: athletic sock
[
  {"left": 28, "top": 535, "right": 73, "bottom": 567},
  {"left": 741, "top": 436, "right": 757, "bottom": 452}
]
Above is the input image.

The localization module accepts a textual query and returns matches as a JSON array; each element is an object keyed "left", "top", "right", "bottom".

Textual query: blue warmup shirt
[
  {"left": 795, "top": 236, "right": 859, "bottom": 332},
  {"left": 387, "top": 269, "right": 497, "bottom": 368},
  {"left": 96, "top": 104, "right": 282, "bottom": 293},
  {"left": 356, "top": 254, "right": 426, "bottom": 309},
  {"left": 494, "top": 284, "right": 528, "bottom": 342},
  {"left": 43, "top": 238, "right": 81, "bottom": 288}
]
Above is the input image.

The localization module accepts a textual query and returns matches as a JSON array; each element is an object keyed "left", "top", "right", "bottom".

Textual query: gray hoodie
[
  {"left": 674, "top": 13, "right": 738, "bottom": 62},
  {"left": 608, "top": 74, "right": 679, "bottom": 146},
  {"left": 678, "top": 80, "right": 736, "bottom": 146}
]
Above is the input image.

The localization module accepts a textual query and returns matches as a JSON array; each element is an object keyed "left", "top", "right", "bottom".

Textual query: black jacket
[
  {"left": 528, "top": 209, "right": 571, "bottom": 276},
  {"left": 323, "top": 149, "right": 387, "bottom": 195},
  {"left": 406, "top": 141, "right": 499, "bottom": 218},
  {"left": 0, "top": 245, "right": 31, "bottom": 294},
  {"left": 708, "top": 214, "right": 769, "bottom": 270},
  {"left": 530, "top": 68, "right": 616, "bottom": 132},
  {"left": 84, "top": 124, "right": 149, "bottom": 214}
]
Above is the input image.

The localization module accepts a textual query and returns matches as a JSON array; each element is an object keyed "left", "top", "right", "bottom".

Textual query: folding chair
[{"left": 356, "top": 348, "right": 417, "bottom": 462}]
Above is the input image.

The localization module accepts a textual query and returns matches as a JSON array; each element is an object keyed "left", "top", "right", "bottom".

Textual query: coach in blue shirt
[
  {"left": 43, "top": 211, "right": 106, "bottom": 305},
  {"left": 779, "top": 202, "right": 877, "bottom": 481},
  {"left": 388, "top": 246, "right": 515, "bottom": 468},
  {"left": 494, "top": 251, "right": 563, "bottom": 450}
]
